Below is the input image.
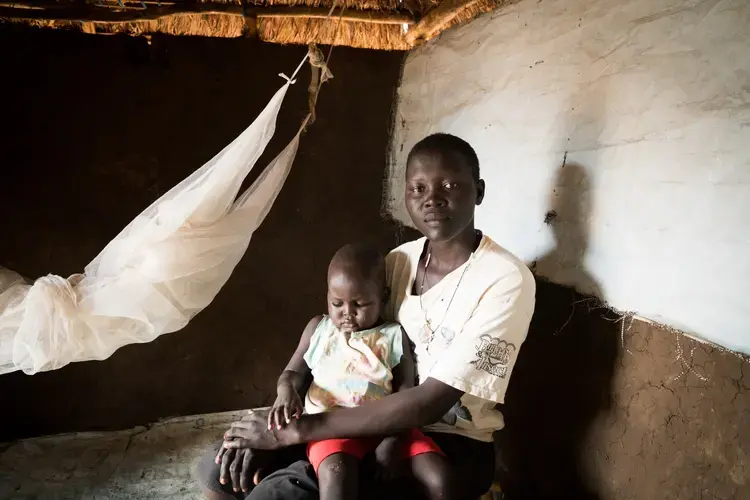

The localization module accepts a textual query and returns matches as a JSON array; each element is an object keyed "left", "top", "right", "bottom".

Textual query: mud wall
[
  {"left": 497, "top": 279, "right": 750, "bottom": 500},
  {"left": 0, "top": 25, "right": 406, "bottom": 442}
]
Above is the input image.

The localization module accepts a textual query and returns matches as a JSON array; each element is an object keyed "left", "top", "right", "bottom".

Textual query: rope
[
  {"left": 307, "top": 43, "right": 334, "bottom": 123},
  {"left": 279, "top": 0, "right": 346, "bottom": 131},
  {"left": 304, "top": 1, "right": 346, "bottom": 127},
  {"left": 278, "top": 51, "right": 310, "bottom": 84}
]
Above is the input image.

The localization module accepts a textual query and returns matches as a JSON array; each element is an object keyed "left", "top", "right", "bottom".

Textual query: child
[{"left": 268, "top": 243, "right": 456, "bottom": 500}]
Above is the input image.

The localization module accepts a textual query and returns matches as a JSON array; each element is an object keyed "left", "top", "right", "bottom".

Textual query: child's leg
[
  {"left": 308, "top": 437, "right": 379, "bottom": 500},
  {"left": 317, "top": 452, "right": 359, "bottom": 500},
  {"left": 401, "top": 430, "right": 456, "bottom": 500},
  {"left": 411, "top": 452, "right": 456, "bottom": 500}
]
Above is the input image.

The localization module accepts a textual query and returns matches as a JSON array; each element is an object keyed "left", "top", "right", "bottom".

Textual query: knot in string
[{"left": 308, "top": 43, "right": 333, "bottom": 83}]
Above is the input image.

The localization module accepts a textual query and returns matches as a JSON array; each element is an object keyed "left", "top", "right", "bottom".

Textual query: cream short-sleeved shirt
[{"left": 385, "top": 234, "right": 536, "bottom": 442}]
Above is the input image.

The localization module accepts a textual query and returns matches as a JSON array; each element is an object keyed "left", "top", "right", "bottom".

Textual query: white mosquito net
[{"left": 0, "top": 76, "right": 307, "bottom": 375}]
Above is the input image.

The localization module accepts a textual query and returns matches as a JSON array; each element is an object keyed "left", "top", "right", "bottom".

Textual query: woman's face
[{"left": 405, "top": 150, "right": 484, "bottom": 242}]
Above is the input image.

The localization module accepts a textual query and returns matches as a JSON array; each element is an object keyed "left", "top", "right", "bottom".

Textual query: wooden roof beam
[{"left": 405, "top": 0, "right": 479, "bottom": 44}]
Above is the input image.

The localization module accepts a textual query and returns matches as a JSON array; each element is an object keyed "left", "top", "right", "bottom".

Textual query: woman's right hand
[{"left": 268, "top": 384, "right": 303, "bottom": 430}]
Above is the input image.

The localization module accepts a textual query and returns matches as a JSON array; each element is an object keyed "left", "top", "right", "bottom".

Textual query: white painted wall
[{"left": 387, "top": 0, "right": 750, "bottom": 353}]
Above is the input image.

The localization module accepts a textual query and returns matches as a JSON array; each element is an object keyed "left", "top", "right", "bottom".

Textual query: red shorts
[{"left": 307, "top": 428, "right": 443, "bottom": 473}]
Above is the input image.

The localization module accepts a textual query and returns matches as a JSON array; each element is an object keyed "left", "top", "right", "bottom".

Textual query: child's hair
[
  {"left": 328, "top": 243, "right": 386, "bottom": 292},
  {"left": 407, "top": 133, "right": 480, "bottom": 183}
]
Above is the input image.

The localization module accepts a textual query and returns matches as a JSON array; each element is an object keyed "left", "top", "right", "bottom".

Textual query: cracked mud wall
[
  {"left": 497, "top": 280, "right": 750, "bottom": 500},
  {"left": 594, "top": 320, "right": 749, "bottom": 500}
]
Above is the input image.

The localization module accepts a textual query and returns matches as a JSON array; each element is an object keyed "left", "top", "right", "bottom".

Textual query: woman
[{"left": 195, "top": 133, "right": 536, "bottom": 500}]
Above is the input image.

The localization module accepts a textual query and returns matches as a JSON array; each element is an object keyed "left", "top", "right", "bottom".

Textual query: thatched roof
[{"left": 0, "top": 0, "right": 508, "bottom": 50}]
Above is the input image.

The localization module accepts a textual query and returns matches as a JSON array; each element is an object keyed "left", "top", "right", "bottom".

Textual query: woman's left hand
[
  {"left": 223, "top": 409, "right": 295, "bottom": 450},
  {"left": 215, "top": 445, "right": 271, "bottom": 493}
]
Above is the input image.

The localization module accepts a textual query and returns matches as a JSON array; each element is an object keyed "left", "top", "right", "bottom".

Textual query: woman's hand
[
  {"left": 269, "top": 384, "right": 303, "bottom": 430},
  {"left": 215, "top": 443, "right": 271, "bottom": 493},
  {"left": 224, "top": 409, "right": 296, "bottom": 450}
]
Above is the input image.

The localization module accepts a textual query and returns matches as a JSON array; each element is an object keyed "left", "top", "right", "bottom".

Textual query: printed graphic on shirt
[
  {"left": 440, "top": 400, "right": 473, "bottom": 426},
  {"left": 470, "top": 334, "right": 516, "bottom": 379}
]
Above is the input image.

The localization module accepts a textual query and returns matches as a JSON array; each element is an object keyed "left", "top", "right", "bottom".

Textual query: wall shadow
[{"left": 495, "top": 164, "right": 620, "bottom": 500}]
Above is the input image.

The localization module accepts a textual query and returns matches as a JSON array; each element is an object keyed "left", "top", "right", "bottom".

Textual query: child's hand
[
  {"left": 268, "top": 384, "right": 303, "bottom": 430},
  {"left": 374, "top": 435, "right": 407, "bottom": 481}
]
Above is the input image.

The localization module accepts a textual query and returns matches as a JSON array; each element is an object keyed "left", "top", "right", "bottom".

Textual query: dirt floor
[{"left": 0, "top": 411, "right": 238, "bottom": 500}]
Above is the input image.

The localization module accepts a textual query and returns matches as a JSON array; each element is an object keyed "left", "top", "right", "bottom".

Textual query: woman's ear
[{"left": 476, "top": 179, "right": 486, "bottom": 205}]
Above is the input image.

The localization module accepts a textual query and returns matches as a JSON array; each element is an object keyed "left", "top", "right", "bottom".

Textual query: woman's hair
[{"left": 407, "top": 133, "right": 480, "bottom": 182}]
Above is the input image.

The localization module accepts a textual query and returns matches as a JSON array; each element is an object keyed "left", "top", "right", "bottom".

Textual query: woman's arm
[
  {"left": 291, "top": 325, "right": 460, "bottom": 441},
  {"left": 225, "top": 270, "right": 533, "bottom": 450},
  {"left": 225, "top": 377, "right": 462, "bottom": 449},
  {"left": 296, "top": 378, "right": 461, "bottom": 440},
  {"left": 225, "top": 329, "right": 460, "bottom": 447}
]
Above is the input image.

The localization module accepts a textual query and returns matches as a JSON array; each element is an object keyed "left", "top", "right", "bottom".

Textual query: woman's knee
[
  {"left": 246, "top": 460, "right": 318, "bottom": 500},
  {"left": 412, "top": 453, "right": 456, "bottom": 499}
]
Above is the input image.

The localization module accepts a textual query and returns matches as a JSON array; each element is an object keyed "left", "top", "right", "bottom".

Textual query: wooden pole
[
  {"left": 404, "top": 0, "right": 480, "bottom": 44},
  {"left": 0, "top": 3, "right": 416, "bottom": 25}
]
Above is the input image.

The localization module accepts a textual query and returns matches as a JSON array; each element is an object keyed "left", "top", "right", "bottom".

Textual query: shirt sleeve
[
  {"left": 427, "top": 271, "right": 535, "bottom": 404},
  {"left": 386, "top": 324, "right": 404, "bottom": 369},
  {"left": 302, "top": 316, "right": 328, "bottom": 369}
]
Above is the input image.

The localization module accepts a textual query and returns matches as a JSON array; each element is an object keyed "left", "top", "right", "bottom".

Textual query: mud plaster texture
[
  {"left": 495, "top": 279, "right": 750, "bottom": 500},
  {"left": 0, "top": 25, "right": 407, "bottom": 441}
]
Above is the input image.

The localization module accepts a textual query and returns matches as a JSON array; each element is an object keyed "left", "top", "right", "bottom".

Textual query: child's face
[{"left": 327, "top": 269, "right": 383, "bottom": 334}]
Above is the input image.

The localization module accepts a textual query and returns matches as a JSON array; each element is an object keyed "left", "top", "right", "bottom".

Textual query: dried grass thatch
[
  {"left": 261, "top": 17, "right": 410, "bottom": 50},
  {"left": 0, "top": 0, "right": 511, "bottom": 50}
]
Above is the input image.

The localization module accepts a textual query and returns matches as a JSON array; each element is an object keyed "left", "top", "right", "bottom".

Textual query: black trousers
[{"left": 194, "top": 433, "right": 495, "bottom": 500}]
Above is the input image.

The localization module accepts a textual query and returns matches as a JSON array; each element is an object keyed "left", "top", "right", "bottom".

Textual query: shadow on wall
[{"left": 496, "top": 164, "right": 620, "bottom": 500}]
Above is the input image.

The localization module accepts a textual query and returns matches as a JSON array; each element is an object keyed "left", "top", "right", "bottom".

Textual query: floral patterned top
[{"left": 303, "top": 315, "right": 404, "bottom": 414}]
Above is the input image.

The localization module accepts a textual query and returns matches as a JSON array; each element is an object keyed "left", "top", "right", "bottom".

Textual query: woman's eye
[
  {"left": 410, "top": 185, "right": 425, "bottom": 194},
  {"left": 356, "top": 302, "right": 371, "bottom": 308},
  {"left": 444, "top": 182, "right": 458, "bottom": 189},
  {"left": 332, "top": 302, "right": 343, "bottom": 307}
]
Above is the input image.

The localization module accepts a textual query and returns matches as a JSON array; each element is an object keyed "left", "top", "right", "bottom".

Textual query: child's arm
[
  {"left": 269, "top": 315, "right": 321, "bottom": 430},
  {"left": 391, "top": 327, "right": 415, "bottom": 393}
]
